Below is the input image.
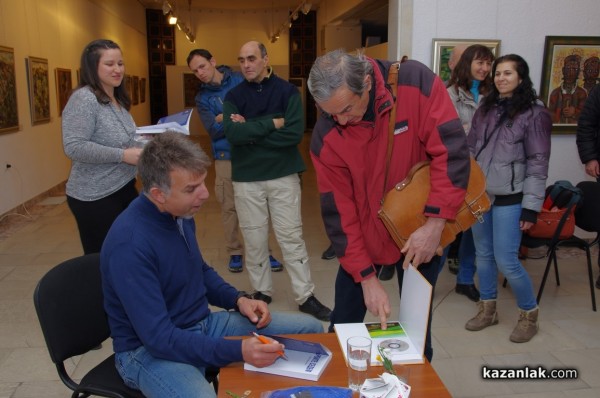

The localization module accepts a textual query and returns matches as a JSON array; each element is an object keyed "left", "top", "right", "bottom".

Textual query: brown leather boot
[
  {"left": 509, "top": 307, "right": 539, "bottom": 343},
  {"left": 465, "top": 300, "right": 499, "bottom": 331}
]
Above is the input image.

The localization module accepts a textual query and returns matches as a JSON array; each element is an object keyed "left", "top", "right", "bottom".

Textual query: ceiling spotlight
[
  {"left": 301, "top": 2, "right": 311, "bottom": 15},
  {"left": 168, "top": 14, "right": 178, "bottom": 25},
  {"left": 185, "top": 32, "right": 196, "bottom": 43},
  {"left": 162, "top": 1, "right": 172, "bottom": 15}
]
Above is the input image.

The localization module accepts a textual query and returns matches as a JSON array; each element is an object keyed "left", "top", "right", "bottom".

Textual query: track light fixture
[
  {"left": 162, "top": 1, "right": 172, "bottom": 15},
  {"left": 301, "top": 2, "right": 311, "bottom": 15},
  {"left": 163, "top": 0, "right": 196, "bottom": 43},
  {"left": 270, "top": 1, "right": 311, "bottom": 43}
]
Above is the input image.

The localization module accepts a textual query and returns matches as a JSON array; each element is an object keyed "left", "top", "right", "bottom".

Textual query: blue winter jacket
[{"left": 195, "top": 66, "right": 244, "bottom": 160}]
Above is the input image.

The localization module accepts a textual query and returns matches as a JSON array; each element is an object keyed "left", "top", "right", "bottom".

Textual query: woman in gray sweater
[{"left": 62, "top": 39, "right": 142, "bottom": 254}]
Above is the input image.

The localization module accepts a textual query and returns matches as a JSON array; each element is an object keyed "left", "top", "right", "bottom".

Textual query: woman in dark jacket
[
  {"left": 465, "top": 54, "right": 552, "bottom": 343},
  {"left": 576, "top": 84, "right": 600, "bottom": 181}
]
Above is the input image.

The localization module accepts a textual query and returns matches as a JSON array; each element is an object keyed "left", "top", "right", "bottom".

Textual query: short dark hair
[
  {"left": 80, "top": 39, "right": 131, "bottom": 109},
  {"left": 138, "top": 133, "right": 211, "bottom": 194},
  {"left": 187, "top": 49, "right": 213, "bottom": 66}
]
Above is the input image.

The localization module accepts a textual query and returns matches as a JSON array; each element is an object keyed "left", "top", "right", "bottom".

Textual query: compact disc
[{"left": 378, "top": 338, "right": 409, "bottom": 352}]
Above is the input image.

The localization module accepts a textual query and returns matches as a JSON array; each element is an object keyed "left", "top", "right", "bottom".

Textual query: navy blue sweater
[
  {"left": 223, "top": 72, "right": 306, "bottom": 182},
  {"left": 101, "top": 194, "right": 243, "bottom": 368}
]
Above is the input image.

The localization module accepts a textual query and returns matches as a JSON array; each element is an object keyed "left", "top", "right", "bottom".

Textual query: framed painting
[
  {"left": 432, "top": 39, "right": 501, "bottom": 82},
  {"left": 140, "top": 77, "right": 146, "bottom": 103},
  {"left": 539, "top": 36, "right": 600, "bottom": 133},
  {"left": 26, "top": 56, "right": 51, "bottom": 125},
  {"left": 183, "top": 73, "right": 198, "bottom": 108},
  {"left": 0, "top": 46, "right": 19, "bottom": 133},
  {"left": 124, "top": 74, "right": 132, "bottom": 98},
  {"left": 55, "top": 68, "right": 72, "bottom": 117},
  {"left": 132, "top": 75, "right": 139, "bottom": 105}
]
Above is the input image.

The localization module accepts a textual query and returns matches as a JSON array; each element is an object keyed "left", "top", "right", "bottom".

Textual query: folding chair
[{"left": 518, "top": 182, "right": 596, "bottom": 311}]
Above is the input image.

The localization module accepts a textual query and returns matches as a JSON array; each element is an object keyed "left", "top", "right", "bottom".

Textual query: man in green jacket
[{"left": 223, "top": 41, "right": 331, "bottom": 321}]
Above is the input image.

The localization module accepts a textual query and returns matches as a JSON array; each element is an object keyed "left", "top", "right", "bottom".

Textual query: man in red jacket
[{"left": 308, "top": 49, "right": 470, "bottom": 361}]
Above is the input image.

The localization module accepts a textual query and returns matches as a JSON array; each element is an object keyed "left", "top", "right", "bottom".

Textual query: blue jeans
[
  {"left": 471, "top": 204, "right": 537, "bottom": 310},
  {"left": 456, "top": 228, "right": 477, "bottom": 285},
  {"left": 115, "top": 311, "right": 323, "bottom": 398}
]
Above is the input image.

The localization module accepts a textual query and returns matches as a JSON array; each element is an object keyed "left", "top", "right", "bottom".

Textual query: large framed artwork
[
  {"left": 183, "top": 73, "right": 198, "bottom": 108},
  {"left": 55, "top": 68, "right": 72, "bottom": 117},
  {"left": 432, "top": 39, "right": 501, "bottom": 83},
  {"left": 26, "top": 56, "right": 51, "bottom": 125},
  {"left": 539, "top": 36, "right": 600, "bottom": 133},
  {"left": 0, "top": 46, "right": 19, "bottom": 133}
]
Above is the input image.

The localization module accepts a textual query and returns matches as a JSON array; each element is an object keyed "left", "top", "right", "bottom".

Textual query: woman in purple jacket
[{"left": 466, "top": 54, "right": 552, "bottom": 343}]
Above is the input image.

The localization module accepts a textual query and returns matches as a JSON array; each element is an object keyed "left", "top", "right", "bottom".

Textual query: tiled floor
[{"left": 1, "top": 134, "right": 599, "bottom": 397}]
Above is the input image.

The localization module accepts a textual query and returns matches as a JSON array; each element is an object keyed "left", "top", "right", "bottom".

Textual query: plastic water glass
[{"left": 347, "top": 336, "right": 372, "bottom": 391}]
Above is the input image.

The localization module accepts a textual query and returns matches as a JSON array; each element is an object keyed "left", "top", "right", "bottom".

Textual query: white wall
[
  {"left": 408, "top": 0, "right": 600, "bottom": 187},
  {"left": 0, "top": 0, "right": 149, "bottom": 215}
]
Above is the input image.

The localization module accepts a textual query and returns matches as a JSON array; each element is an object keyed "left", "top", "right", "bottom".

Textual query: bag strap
[
  {"left": 382, "top": 62, "right": 401, "bottom": 201},
  {"left": 549, "top": 199, "right": 577, "bottom": 245},
  {"left": 474, "top": 111, "right": 508, "bottom": 160},
  {"left": 549, "top": 181, "right": 582, "bottom": 209}
]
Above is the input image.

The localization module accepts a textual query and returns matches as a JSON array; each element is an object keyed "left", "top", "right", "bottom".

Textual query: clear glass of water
[{"left": 347, "top": 336, "right": 372, "bottom": 391}]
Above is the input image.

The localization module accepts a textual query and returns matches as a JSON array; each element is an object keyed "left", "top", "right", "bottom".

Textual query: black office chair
[
  {"left": 34, "top": 253, "right": 146, "bottom": 398},
  {"left": 33, "top": 254, "right": 221, "bottom": 397}
]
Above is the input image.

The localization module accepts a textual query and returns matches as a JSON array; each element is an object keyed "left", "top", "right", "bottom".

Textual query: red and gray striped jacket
[{"left": 310, "top": 58, "right": 469, "bottom": 282}]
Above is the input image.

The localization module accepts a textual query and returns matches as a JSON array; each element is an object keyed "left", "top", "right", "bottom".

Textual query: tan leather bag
[{"left": 378, "top": 157, "right": 491, "bottom": 253}]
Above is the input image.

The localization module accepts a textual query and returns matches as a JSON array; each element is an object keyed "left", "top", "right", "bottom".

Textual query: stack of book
[{"left": 135, "top": 108, "right": 193, "bottom": 144}]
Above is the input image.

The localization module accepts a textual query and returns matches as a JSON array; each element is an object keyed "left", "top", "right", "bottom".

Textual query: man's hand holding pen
[{"left": 241, "top": 332, "right": 286, "bottom": 368}]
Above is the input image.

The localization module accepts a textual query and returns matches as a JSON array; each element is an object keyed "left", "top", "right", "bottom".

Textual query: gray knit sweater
[{"left": 62, "top": 87, "right": 137, "bottom": 201}]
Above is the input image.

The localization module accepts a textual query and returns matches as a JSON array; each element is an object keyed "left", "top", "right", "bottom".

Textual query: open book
[
  {"left": 334, "top": 265, "right": 432, "bottom": 366},
  {"left": 135, "top": 109, "right": 193, "bottom": 142},
  {"left": 243, "top": 334, "right": 332, "bottom": 381}
]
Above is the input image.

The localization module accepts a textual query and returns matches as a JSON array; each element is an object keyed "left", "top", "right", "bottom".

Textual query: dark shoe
[
  {"left": 321, "top": 244, "right": 336, "bottom": 260},
  {"left": 251, "top": 291, "right": 272, "bottom": 304},
  {"left": 299, "top": 295, "right": 332, "bottom": 321},
  {"left": 448, "top": 258, "right": 459, "bottom": 275},
  {"left": 269, "top": 255, "right": 283, "bottom": 272},
  {"left": 455, "top": 283, "right": 480, "bottom": 302},
  {"left": 596, "top": 275, "right": 600, "bottom": 290},
  {"left": 228, "top": 255, "right": 243, "bottom": 273},
  {"left": 378, "top": 266, "right": 395, "bottom": 281}
]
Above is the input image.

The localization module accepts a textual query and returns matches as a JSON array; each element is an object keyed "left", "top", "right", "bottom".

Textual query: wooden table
[{"left": 217, "top": 333, "right": 450, "bottom": 397}]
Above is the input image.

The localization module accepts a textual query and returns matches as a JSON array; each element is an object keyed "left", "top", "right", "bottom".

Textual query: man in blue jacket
[
  {"left": 187, "top": 49, "right": 282, "bottom": 273},
  {"left": 101, "top": 132, "right": 323, "bottom": 398}
]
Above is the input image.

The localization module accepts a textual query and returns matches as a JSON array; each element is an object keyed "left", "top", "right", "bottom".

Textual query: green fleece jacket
[{"left": 223, "top": 72, "right": 305, "bottom": 182}]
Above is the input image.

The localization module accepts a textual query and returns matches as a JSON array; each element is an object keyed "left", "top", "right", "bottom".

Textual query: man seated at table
[{"left": 100, "top": 132, "right": 324, "bottom": 398}]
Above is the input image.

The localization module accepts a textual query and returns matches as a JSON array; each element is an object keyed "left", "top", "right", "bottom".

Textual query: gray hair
[
  {"left": 308, "top": 49, "right": 373, "bottom": 102},
  {"left": 138, "top": 132, "right": 211, "bottom": 194}
]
